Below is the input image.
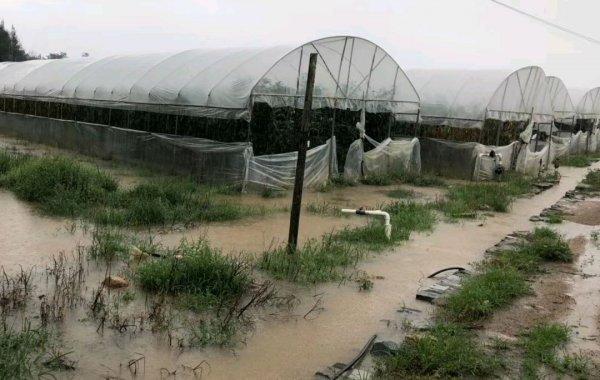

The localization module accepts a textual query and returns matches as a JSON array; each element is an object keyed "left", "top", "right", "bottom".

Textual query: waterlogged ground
[{"left": 0, "top": 135, "right": 599, "bottom": 379}]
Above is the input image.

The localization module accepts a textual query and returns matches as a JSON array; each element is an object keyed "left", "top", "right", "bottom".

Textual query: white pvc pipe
[{"left": 341, "top": 208, "right": 392, "bottom": 240}]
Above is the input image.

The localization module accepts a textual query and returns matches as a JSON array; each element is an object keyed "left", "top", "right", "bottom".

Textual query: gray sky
[{"left": 3, "top": 0, "right": 600, "bottom": 94}]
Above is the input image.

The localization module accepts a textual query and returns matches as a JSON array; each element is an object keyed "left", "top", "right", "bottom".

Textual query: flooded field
[{"left": 1, "top": 135, "right": 599, "bottom": 379}]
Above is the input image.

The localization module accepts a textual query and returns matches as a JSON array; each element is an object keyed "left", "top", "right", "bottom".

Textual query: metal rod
[{"left": 288, "top": 53, "right": 318, "bottom": 254}]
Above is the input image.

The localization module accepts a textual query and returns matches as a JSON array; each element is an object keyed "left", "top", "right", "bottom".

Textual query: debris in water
[{"left": 102, "top": 276, "right": 129, "bottom": 289}]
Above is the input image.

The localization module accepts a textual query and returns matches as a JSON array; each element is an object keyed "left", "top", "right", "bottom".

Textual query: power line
[{"left": 489, "top": 0, "right": 600, "bottom": 46}]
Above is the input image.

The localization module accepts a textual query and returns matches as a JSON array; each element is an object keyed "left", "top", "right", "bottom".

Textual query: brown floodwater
[{"left": 1, "top": 134, "right": 598, "bottom": 379}]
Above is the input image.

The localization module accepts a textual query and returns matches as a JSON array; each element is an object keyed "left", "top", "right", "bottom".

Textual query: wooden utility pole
[{"left": 288, "top": 53, "right": 318, "bottom": 253}]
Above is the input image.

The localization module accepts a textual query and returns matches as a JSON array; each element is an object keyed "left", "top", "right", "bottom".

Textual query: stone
[
  {"left": 102, "top": 276, "right": 129, "bottom": 289},
  {"left": 130, "top": 246, "right": 148, "bottom": 262},
  {"left": 371, "top": 341, "right": 400, "bottom": 357}
]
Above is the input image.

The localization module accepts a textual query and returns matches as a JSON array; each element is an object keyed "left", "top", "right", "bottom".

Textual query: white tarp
[
  {"left": 407, "top": 66, "right": 554, "bottom": 129},
  {"left": 473, "top": 142, "right": 517, "bottom": 181},
  {"left": 246, "top": 137, "right": 337, "bottom": 190},
  {"left": 549, "top": 135, "right": 570, "bottom": 164},
  {"left": 0, "top": 36, "right": 420, "bottom": 121}
]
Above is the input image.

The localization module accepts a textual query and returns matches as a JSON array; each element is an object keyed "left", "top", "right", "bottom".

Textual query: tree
[
  {"left": 8, "top": 25, "right": 28, "bottom": 61},
  {"left": 46, "top": 52, "right": 67, "bottom": 59}
]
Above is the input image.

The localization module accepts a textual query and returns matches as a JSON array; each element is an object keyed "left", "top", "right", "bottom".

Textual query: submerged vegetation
[
  {"left": 443, "top": 227, "right": 572, "bottom": 322},
  {"left": 0, "top": 325, "right": 52, "bottom": 379},
  {"left": 583, "top": 168, "right": 600, "bottom": 190},
  {"left": 0, "top": 150, "right": 262, "bottom": 227},
  {"left": 261, "top": 201, "right": 436, "bottom": 283},
  {"left": 361, "top": 170, "right": 446, "bottom": 188},
  {"left": 437, "top": 172, "right": 534, "bottom": 218}
]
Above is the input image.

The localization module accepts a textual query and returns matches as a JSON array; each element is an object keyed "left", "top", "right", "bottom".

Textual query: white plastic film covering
[
  {"left": 487, "top": 66, "right": 553, "bottom": 125},
  {"left": 0, "top": 36, "right": 420, "bottom": 121},
  {"left": 407, "top": 66, "right": 553, "bottom": 129},
  {"left": 407, "top": 69, "right": 510, "bottom": 129},
  {"left": 362, "top": 137, "right": 421, "bottom": 178},
  {"left": 343, "top": 138, "right": 364, "bottom": 182},
  {"left": 549, "top": 135, "right": 570, "bottom": 164},
  {"left": 546, "top": 76, "right": 576, "bottom": 125},
  {"left": 569, "top": 131, "right": 587, "bottom": 155},
  {"left": 246, "top": 137, "right": 337, "bottom": 190},
  {"left": 576, "top": 87, "right": 600, "bottom": 120},
  {"left": 473, "top": 142, "right": 517, "bottom": 181},
  {"left": 516, "top": 143, "right": 549, "bottom": 176}
]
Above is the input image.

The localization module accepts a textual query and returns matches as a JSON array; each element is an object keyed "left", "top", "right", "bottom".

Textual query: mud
[
  {"left": 564, "top": 199, "right": 600, "bottom": 226},
  {"left": 1, "top": 133, "right": 598, "bottom": 379}
]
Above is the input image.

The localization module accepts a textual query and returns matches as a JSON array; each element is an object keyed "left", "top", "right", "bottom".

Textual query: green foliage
[
  {"left": 136, "top": 239, "right": 251, "bottom": 301},
  {"left": 260, "top": 237, "right": 364, "bottom": 284},
  {"left": 188, "top": 319, "right": 239, "bottom": 348},
  {"left": 361, "top": 170, "right": 446, "bottom": 188},
  {"left": 0, "top": 153, "right": 258, "bottom": 227},
  {"left": 0, "top": 325, "right": 51, "bottom": 379},
  {"left": 376, "top": 323, "right": 501, "bottom": 378},
  {"left": 334, "top": 202, "right": 436, "bottom": 251},
  {"left": 528, "top": 227, "right": 572, "bottom": 263},
  {"left": 361, "top": 173, "right": 393, "bottom": 186},
  {"left": 316, "top": 175, "right": 355, "bottom": 192},
  {"left": 560, "top": 154, "right": 593, "bottom": 167},
  {"left": 1, "top": 155, "right": 117, "bottom": 216},
  {"left": 583, "top": 169, "right": 600, "bottom": 191},
  {"left": 305, "top": 201, "right": 342, "bottom": 217},
  {"left": 444, "top": 266, "right": 530, "bottom": 322},
  {"left": 260, "top": 187, "right": 286, "bottom": 199},
  {"left": 87, "top": 228, "right": 130, "bottom": 262},
  {"left": 439, "top": 173, "right": 534, "bottom": 218},
  {"left": 521, "top": 323, "right": 570, "bottom": 379}
]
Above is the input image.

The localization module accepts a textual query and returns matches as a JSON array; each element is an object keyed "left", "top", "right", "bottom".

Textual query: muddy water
[{"left": 0, "top": 133, "right": 597, "bottom": 379}]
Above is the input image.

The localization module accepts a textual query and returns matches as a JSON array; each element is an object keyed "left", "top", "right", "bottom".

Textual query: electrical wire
[{"left": 489, "top": 0, "right": 600, "bottom": 46}]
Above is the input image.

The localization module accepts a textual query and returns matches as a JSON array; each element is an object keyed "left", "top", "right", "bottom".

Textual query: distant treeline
[{"left": 0, "top": 21, "right": 68, "bottom": 61}]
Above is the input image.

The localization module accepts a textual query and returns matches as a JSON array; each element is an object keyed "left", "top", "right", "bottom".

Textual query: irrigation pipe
[
  {"left": 341, "top": 208, "right": 391, "bottom": 240},
  {"left": 332, "top": 334, "right": 377, "bottom": 380}
]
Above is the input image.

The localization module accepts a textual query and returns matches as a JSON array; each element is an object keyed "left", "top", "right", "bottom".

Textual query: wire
[{"left": 488, "top": 0, "right": 600, "bottom": 46}]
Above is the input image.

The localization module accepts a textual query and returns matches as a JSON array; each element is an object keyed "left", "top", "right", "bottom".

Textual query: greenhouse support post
[{"left": 288, "top": 52, "right": 318, "bottom": 254}]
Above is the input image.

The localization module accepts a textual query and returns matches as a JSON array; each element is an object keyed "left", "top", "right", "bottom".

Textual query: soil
[{"left": 563, "top": 200, "right": 600, "bottom": 226}]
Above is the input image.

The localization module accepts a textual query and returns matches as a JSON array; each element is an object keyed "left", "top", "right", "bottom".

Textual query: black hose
[{"left": 427, "top": 267, "right": 466, "bottom": 278}]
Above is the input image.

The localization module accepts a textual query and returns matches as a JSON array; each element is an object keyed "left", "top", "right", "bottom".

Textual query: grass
[
  {"left": 261, "top": 201, "right": 436, "bottom": 284},
  {"left": 136, "top": 239, "right": 252, "bottom": 303},
  {"left": 0, "top": 324, "right": 52, "bottom": 379},
  {"left": 87, "top": 228, "right": 130, "bottom": 262},
  {"left": 583, "top": 169, "right": 600, "bottom": 191},
  {"left": 521, "top": 323, "right": 570, "bottom": 378},
  {"left": 361, "top": 170, "right": 446, "bottom": 188},
  {"left": 559, "top": 154, "right": 594, "bottom": 167},
  {"left": 188, "top": 319, "right": 239, "bottom": 348},
  {"left": 438, "top": 172, "right": 534, "bottom": 218},
  {"left": 305, "top": 201, "right": 342, "bottom": 217},
  {"left": 316, "top": 175, "right": 355, "bottom": 192},
  {"left": 260, "top": 187, "right": 286, "bottom": 198},
  {"left": 375, "top": 323, "right": 501, "bottom": 378},
  {"left": 443, "top": 227, "right": 572, "bottom": 322},
  {"left": 546, "top": 212, "right": 564, "bottom": 224},
  {"left": 334, "top": 201, "right": 436, "bottom": 251},
  {"left": 259, "top": 237, "right": 364, "bottom": 284},
  {"left": 0, "top": 151, "right": 260, "bottom": 227}
]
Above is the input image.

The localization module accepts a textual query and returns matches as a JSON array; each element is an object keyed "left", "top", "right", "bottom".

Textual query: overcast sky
[{"left": 2, "top": 0, "right": 600, "bottom": 94}]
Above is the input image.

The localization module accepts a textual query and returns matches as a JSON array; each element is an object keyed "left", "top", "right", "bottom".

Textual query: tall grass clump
[
  {"left": 0, "top": 152, "right": 259, "bottom": 227},
  {"left": 0, "top": 325, "right": 51, "bottom": 379},
  {"left": 375, "top": 323, "right": 501, "bottom": 378},
  {"left": 438, "top": 173, "right": 533, "bottom": 218},
  {"left": 521, "top": 323, "right": 570, "bottom": 378},
  {"left": 260, "top": 237, "right": 363, "bottom": 284},
  {"left": 583, "top": 169, "right": 600, "bottom": 190},
  {"left": 560, "top": 154, "right": 593, "bottom": 167},
  {"left": 334, "top": 201, "right": 436, "bottom": 251},
  {"left": 1, "top": 156, "right": 117, "bottom": 216},
  {"left": 137, "top": 239, "right": 251, "bottom": 302},
  {"left": 87, "top": 228, "right": 130, "bottom": 262},
  {"left": 443, "top": 227, "right": 572, "bottom": 322},
  {"left": 361, "top": 170, "right": 446, "bottom": 188}
]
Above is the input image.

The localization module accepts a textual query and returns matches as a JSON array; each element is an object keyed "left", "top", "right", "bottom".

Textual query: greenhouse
[
  {"left": 0, "top": 36, "right": 421, "bottom": 187},
  {"left": 405, "top": 66, "right": 554, "bottom": 180}
]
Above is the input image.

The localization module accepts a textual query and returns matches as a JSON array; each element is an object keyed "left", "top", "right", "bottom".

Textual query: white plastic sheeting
[
  {"left": 343, "top": 135, "right": 421, "bottom": 181},
  {"left": 546, "top": 76, "right": 576, "bottom": 125},
  {"left": 362, "top": 138, "right": 421, "bottom": 178},
  {"left": 0, "top": 36, "right": 420, "bottom": 121},
  {"left": 576, "top": 87, "right": 600, "bottom": 120},
  {"left": 548, "top": 135, "right": 570, "bottom": 164},
  {"left": 516, "top": 144, "right": 549, "bottom": 176},
  {"left": 569, "top": 131, "right": 587, "bottom": 155},
  {"left": 473, "top": 142, "right": 517, "bottom": 181},
  {"left": 407, "top": 66, "right": 554, "bottom": 129},
  {"left": 246, "top": 138, "right": 337, "bottom": 190}
]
